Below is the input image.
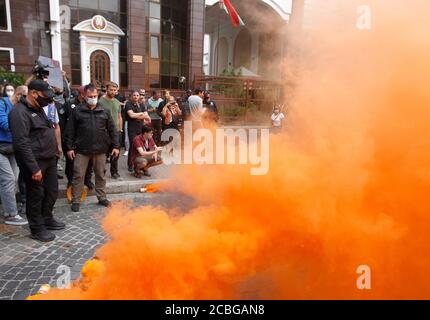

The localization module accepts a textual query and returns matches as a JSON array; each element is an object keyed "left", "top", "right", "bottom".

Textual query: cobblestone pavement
[{"left": 0, "top": 192, "right": 196, "bottom": 300}]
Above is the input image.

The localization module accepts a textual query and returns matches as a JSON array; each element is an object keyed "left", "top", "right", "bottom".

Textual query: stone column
[
  {"left": 187, "top": 0, "right": 205, "bottom": 87},
  {"left": 113, "top": 38, "right": 120, "bottom": 85},
  {"left": 79, "top": 35, "right": 89, "bottom": 85},
  {"left": 49, "top": 0, "right": 62, "bottom": 68}
]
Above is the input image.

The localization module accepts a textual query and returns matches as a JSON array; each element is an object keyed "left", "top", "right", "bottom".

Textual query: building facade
[
  {"left": 204, "top": 0, "right": 292, "bottom": 81},
  {"left": 0, "top": 0, "right": 52, "bottom": 73},
  {"left": 0, "top": 0, "right": 205, "bottom": 90}
]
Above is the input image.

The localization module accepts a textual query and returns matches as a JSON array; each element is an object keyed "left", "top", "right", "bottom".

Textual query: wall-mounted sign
[{"left": 133, "top": 55, "right": 143, "bottom": 63}]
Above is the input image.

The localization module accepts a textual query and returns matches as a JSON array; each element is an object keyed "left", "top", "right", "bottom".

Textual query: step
[
  {"left": 54, "top": 192, "right": 163, "bottom": 208},
  {"left": 57, "top": 178, "right": 167, "bottom": 199}
]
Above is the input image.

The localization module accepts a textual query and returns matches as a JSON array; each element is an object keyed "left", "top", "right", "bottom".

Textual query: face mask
[
  {"left": 6, "top": 90, "right": 14, "bottom": 98},
  {"left": 36, "top": 95, "right": 52, "bottom": 108},
  {"left": 86, "top": 97, "right": 98, "bottom": 106}
]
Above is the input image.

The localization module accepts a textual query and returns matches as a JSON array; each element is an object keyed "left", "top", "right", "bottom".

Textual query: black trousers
[
  {"left": 21, "top": 158, "right": 58, "bottom": 234},
  {"left": 18, "top": 172, "right": 27, "bottom": 204},
  {"left": 151, "top": 119, "right": 162, "bottom": 145},
  {"left": 108, "top": 130, "right": 121, "bottom": 175},
  {"left": 109, "top": 154, "right": 119, "bottom": 175}
]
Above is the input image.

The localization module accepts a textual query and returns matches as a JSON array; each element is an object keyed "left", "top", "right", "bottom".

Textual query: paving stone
[
  {"left": 17, "top": 280, "right": 35, "bottom": 290},
  {"left": 4, "top": 281, "right": 20, "bottom": 290},
  {"left": 27, "top": 272, "right": 43, "bottom": 280},
  {"left": 0, "top": 191, "right": 194, "bottom": 299},
  {"left": 36, "top": 277, "right": 52, "bottom": 286},
  {"left": 13, "top": 273, "right": 27, "bottom": 281},
  {"left": 0, "top": 265, "right": 13, "bottom": 273},
  {"left": 12, "top": 289, "right": 32, "bottom": 301}
]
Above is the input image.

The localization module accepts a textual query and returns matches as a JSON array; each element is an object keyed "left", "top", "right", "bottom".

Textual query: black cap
[{"left": 28, "top": 79, "right": 55, "bottom": 99}]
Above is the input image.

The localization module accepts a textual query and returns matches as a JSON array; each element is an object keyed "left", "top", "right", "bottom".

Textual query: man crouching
[{"left": 130, "top": 125, "right": 163, "bottom": 178}]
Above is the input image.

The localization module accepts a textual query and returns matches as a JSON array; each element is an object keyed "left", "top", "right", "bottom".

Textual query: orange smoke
[{"left": 39, "top": 0, "right": 430, "bottom": 299}]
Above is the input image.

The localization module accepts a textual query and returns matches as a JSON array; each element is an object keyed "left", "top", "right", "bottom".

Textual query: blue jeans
[
  {"left": 124, "top": 121, "right": 130, "bottom": 152},
  {"left": 0, "top": 152, "right": 19, "bottom": 217}
]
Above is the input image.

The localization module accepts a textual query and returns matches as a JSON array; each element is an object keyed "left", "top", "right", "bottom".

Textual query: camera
[{"left": 32, "top": 60, "right": 50, "bottom": 80}]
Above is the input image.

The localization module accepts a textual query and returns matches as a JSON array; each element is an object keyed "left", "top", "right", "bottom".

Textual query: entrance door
[{"left": 90, "top": 50, "right": 111, "bottom": 86}]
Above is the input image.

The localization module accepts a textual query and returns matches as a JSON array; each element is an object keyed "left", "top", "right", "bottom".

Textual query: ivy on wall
[{"left": 0, "top": 67, "right": 25, "bottom": 87}]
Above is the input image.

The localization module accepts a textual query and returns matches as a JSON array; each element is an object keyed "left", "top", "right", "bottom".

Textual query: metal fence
[{"left": 194, "top": 75, "right": 283, "bottom": 125}]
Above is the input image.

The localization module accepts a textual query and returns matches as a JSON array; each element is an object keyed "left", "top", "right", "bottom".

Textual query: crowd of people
[{"left": 0, "top": 76, "right": 219, "bottom": 243}]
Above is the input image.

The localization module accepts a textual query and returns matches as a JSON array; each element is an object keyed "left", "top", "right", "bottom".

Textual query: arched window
[
  {"left": 214, "top": 37, "right": 229, "bottom": 75},
  {"left": 233, "top": 29, "right": 252, "bottom": 70}
]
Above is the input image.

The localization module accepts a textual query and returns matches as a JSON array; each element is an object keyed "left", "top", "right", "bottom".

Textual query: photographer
[
  {"left": 180, "top": 89, "right": 193, "bottom": 122},
  {"left": 161, "top": 96, "right": 182, "bottom": 132},
  {"left": 203, "top": 91, "right": 219, "bottom": 125}
]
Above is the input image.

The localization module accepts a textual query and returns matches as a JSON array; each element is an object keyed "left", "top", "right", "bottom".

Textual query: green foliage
[
  {"left": 0, "top": 67, "right": 25, "bottom": 87},
  {"left": 213, "top": 67, "right": 245, "bottom": 99},
  {"left": 213, "top": 68, "right": 262, "bottom": 123},
  {"left": 220, "top": 104, "right": 245, "bottom": 117},
  {"left": 219, "top": 67, "right": 242, "bottom": 77}
]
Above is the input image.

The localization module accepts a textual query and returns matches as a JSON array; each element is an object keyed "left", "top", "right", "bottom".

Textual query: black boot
[
  {"left": 31, "top": 230, "right": 56, "bottom": 243},
  {"left": 45, "top": 219, "right": 66, "bottom": 231}
]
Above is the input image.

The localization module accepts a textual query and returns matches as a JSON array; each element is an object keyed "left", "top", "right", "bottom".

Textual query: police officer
[{"left": 9, "top": 79, "right": 66, "bottom": 242}]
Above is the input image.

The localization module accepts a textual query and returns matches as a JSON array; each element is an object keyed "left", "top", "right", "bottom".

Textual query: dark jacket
[
  {"left": 59, "top": 96, "right": 86, "bottom": 151},
  {"left": 8, "top": 98, "right": 58, "bottom": 174},
  {"left": 58, "top": 97, "right": 81, "bottom": 138},
  {"left": 65, "top": 102, "right": 119, "bottom": 155}
]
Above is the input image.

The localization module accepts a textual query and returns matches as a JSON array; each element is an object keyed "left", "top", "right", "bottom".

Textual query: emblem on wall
[{"left": 91, "top": 15, "right": 108, "bottom": 31}]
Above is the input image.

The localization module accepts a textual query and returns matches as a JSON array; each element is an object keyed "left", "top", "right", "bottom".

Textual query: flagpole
[{"left": 216, "top": 2, "right": 221, "bottom": 75}]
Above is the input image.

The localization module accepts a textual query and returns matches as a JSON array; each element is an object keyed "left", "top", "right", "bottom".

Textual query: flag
[{"left": 219, "top": 0, "right": 245, "bottom": 28}]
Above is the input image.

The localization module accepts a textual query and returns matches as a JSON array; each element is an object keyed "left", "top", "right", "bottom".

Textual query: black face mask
[{"left": 36, "top": 94, "right": 53, "bottom": 108}]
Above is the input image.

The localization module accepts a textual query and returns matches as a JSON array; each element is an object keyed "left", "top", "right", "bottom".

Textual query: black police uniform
[{"left": 9, "top": 98, "right": 59, "bottom": 235}]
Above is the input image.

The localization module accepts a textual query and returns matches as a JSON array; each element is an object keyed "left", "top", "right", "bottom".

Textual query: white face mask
[
  {"left": 86, "top": 97, "right": 98, "bottom": 106},
  {"left": 6, "top": 90, "right": 14, "bottom": 98}
]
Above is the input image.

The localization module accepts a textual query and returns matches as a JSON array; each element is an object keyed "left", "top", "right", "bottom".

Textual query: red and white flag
[{"left": 219, "top": 0, "right": 245, "bottom": 28}]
